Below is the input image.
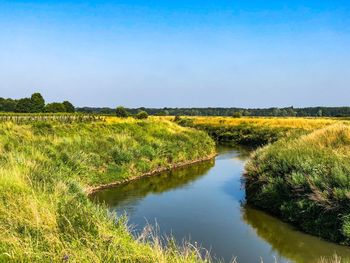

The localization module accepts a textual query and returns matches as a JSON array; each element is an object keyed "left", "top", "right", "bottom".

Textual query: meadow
[
  {"left": 1, "top": 113, "right": 350, "bottom": 262},
  {"left": 0, "top": 116, "right": 215, "bottom": 262},
  {"left": 175, "top": 116, "right": 345, "bottom": 146}
]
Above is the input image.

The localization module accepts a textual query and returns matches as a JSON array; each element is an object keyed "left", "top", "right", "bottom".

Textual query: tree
[
  {"left": 0, "top": 98, "right": 17, "bottom": 112},
  {"left": 63, "top": 101, "right": 75, "bottom": 113},
  {"left": 45, "top": 102, "right": 66, "bottom": 113},
  {"left": 135, "top": 111, "right": 148, "bottom": 119},
  {"left": 15, "top": 98, "right": 32, "bottom": 113},
  {"left": 156, "top": 110, "right": 169, "bottom": 116},
  {"left": 318, "top": 109, "right": 323, "bottom": 117},
  {"left": 232, "top": 112, "right": 242, "bottom": 118},
  {"left": 30, "top": 93, "right": 45, "bottom": 113},
  {"left": 115, "top": 106, "right": 128, "bottom": 118}
]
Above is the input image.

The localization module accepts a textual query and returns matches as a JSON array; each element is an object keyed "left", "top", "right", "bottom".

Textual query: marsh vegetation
[
  {"left": 1, "top": 113, "right": 350, "bottom": 262},
  {"left": 0, "top": 116, "right": 215, "bottom": 262}
]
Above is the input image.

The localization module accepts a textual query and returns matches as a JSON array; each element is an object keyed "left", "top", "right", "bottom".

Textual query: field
[
  {"left": 175, "top": 116, "right": 347, "bottom": 146},
  {"left": 0, "top": 116, "right": 215, "bottom": 262},
  {"left": 188, "top": 116, "right": 342, "bottom": 130}
]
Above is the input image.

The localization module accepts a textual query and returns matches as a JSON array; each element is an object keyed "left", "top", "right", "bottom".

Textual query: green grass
[
  {"left": 0, "top": 118, "right": 215, "bottom": 262},
  {"left": 175, "top": 116, "right": 307, "bottom": 146},
  {"left": 245, "top": 124, "right": 350, "bottom": 244}
]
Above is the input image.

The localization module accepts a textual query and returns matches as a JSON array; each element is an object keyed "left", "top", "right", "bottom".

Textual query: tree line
[
  {"left": 77, "top": 106, "right": 350, "bottom": 117},
  {"left": 0, "top": 93, "right": 75, "bottom": 113}
]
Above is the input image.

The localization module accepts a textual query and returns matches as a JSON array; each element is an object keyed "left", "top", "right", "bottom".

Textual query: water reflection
[
  {"left": 92, "top": 146, "right": 350, "bottom": 263},
  {"left": 243, "top": 206, "right": 350, "bottom": 263},
  {"left": 90, "top": 159, "right": 215, "bottom": 209}
]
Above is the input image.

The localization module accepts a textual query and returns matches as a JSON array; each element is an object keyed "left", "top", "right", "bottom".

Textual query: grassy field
[
  {"left": 0, "top": 117, "right": 215, "bottom": 262},
  {"left": 175, "top": 116, "right": 346, "bottom": 146},
  {"left": 188, "top": 116, "right": 341, "bottom": 129}
]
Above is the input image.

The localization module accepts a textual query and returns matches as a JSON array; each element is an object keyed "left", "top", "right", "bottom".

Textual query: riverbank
[
  {"left": 245, "top": 124, "right": 350, "bottom": 244},
  {"left": 87, "top": 152, "right": 217, "bottom": 194},
  {"left": 177, "top": 116, "right": 350, "bottom": 247},
  {"left": 0, "top": 119, "right": 215, "bottom": 262}
]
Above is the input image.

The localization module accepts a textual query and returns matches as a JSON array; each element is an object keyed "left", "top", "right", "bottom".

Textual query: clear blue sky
[{"left": 0, "top": 0, "right": 349, "bottom": 107}]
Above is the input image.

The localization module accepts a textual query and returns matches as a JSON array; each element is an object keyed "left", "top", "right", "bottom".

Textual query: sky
[{"left": 0, "top": 0, "right": 350, "bottom": 108}]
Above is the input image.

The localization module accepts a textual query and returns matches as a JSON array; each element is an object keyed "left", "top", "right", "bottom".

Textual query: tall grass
[
  {"left": 188, "top": 116, "right": 342, "bottom": 130},
  {"left": 174, "top": 116, "right": 341, "bottom": 146},
  {"left": 245, "top": 124, "right": 350, "bottom": 244},
  {"left": 0, "top": 118, "right": 215, "bottom": 262}
]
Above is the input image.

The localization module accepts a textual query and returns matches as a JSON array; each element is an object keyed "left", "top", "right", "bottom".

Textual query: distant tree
[
  {"left": 318, "top": 109, "right": 323, "bottom": 117},
  {"left": 115, "top": 106, "right": 128, "bottom": 118},
  {"left": 99, "top": 108, "right": 114, "bottom": 114},
  {"left": 242, "top": 110, "right": 251, "bottom": 116},
  {"left": 135, "top": 111, "right": 148, "bottom": 119},
  {"left": 0, "top": 98, "right": 17, "bottom": 112},
  {"left": 45, "top": 102, "right": 66, "bottom": 113},
  {"left": 15, "top": 98, "right": 32, "bottom": 113},
  {"left": 30, "top": 93, "right": 45, "bottom": 113},
  {"left": 232, "top": 112, "right": 242, "bottom": 118},
  {"left": 156, "top": 110, "right": 169, "bottom": 116},
  {"left": 63, "top": 101, "right": 75, "bottom": 113}
]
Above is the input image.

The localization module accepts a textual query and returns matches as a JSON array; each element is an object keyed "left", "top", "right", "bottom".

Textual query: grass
[
  {"left": 0, "top": 117, "right": 215, "bottom": 262},
  {"left": 245, "top": 124, "right": 350, "bottom": 244},
  {"left": 175, "top": 116, "right": 344, "bottom": 146},
  {"left": 2, "top": 114, "right": 350, "bottom": 262},
  {"left": 188, "top": 116, "right": 341, "bottom": 130},
  {"left": 177, "top": 116, "right": 350, "bottom": 249}
]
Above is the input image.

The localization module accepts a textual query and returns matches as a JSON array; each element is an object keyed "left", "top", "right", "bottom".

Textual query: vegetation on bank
[
  {"left": 176, "top": 116, "right": 350, "bottom": 250},
  {"left": 0, "top": 118, "right": 215, "bottom": 262},
  {"left": 245, "top": 124, "right": 350, "bottom": 244},
  {"left": 175, "top": 116, "right": 341, "bottom": 146}
]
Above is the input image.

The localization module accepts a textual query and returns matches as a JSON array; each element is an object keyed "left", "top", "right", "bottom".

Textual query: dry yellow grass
[{"left": 184, "top": 116, "right": 348, "bottom": 130}]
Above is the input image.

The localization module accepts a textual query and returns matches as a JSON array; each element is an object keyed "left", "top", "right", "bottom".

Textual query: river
[{"left": 91, "top": 146, "right": 350, "bottom": 263}]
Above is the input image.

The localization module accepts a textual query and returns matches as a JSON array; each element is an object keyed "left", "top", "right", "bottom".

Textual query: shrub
[
  {"left": 45, "top": 102, "right": 67, "bottom": 113},
  {"left": 115, "top": 106, "right": 128, "bottom": 118},
  {"left": 135, "top": 111, "right": 148, "bottom": 119}
]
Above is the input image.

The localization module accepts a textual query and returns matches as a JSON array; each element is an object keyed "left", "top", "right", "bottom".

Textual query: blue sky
[{"left": 0, "top": 0, "right": 349, "bottom": 107}]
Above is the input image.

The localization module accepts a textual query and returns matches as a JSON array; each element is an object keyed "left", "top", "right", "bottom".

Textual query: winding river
[{"left": 91, "top": 146, "right": 350, "bottom": 263}]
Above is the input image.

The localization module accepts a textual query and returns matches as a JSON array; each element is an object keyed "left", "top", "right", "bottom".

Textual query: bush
[
  {"left": 45, "top": 102, "right": 67, "bottom": 113},
  {"left": 115, "top": 106, "right": 128, "bottom": 118},
  {"left": 135, "top": 111, "right": 148, "bottom": 119},
  {"left": 232, "top": 112, "right": 242, "bottom": 118}
]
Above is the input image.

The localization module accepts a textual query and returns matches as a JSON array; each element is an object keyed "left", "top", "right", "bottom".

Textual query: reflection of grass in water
[
  {"left": 242, "top": 206, "right": 350, "bottom": 263},
  {"left": 91, "top": 159, "right": 215, "bottom": 208}
]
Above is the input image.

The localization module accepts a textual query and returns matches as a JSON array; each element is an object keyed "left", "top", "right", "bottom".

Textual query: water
[{"left": 91, "top": 146, "right": 350, "bottom": 263}]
